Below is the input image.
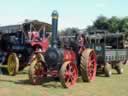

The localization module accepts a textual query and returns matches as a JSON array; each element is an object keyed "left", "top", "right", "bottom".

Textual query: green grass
[{"left": 0, "top": 65, "right": 128, "bottom": 96}]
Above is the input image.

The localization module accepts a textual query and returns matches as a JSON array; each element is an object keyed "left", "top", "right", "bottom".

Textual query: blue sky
[{"left": 0, "top": 0, "right": 128, "bottom": 30}]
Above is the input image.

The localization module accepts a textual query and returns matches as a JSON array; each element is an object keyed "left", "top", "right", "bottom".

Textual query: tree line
[
  {"left": 60, "top": 16, "right": 128, "bottom": 40},
  {"left": 86, "top": 16, "right": 128, "bottom": 33}
]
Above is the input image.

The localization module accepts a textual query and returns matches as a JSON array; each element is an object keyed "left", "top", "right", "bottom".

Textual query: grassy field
[{"left": 0, "top": 64, "right": 128, "bottom": 96}]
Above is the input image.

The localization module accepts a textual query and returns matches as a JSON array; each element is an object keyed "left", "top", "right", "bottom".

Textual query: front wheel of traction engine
[
  {"left": 115, "top": 62, "right": 123, "bottom": 74},
  {"left": 104, "top": 63, "right": 112, "bottom": 77},
  {"left": 1, "top": 53, "right": 19, "bottom": 76},
  {"left": 59, "top": 61, "right": 78, "bottom": 88},
  {"left": 80, "top": 49, "right": 97, "bottom": 82},
  {"left": 29, "top": 53, "right": 47, "bottom": 85}
]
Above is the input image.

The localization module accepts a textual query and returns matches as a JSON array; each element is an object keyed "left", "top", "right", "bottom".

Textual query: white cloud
[{"left": 95, "top": 0, "right": 111, "bottom": 9}]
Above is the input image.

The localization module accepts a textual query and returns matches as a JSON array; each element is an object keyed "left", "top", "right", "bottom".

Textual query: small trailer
[{"left": 87, "top": 32, "right": 128, "bottom": 77}]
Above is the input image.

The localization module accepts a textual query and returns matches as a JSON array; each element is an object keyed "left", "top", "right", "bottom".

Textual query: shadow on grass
[
  {"left": 40, "top": 77, "right": 62, "bottom": 88},
  {"left": 17, "top": 71, "right": 28, "bottom": 75},
  {"left": 112, "top": 73, "right": 121, "bottom": 75},
  {"left": 14, "top": 79, "right": 31, "bottom": 85},
  {"left": 0, "top": 78, "right": 31, "bottom": 85},
  {"left": 96, "top": 71, "right": 105, "bottom": 77},
  {"left": 0, "top": 79, "right": 15, "bottom": 83},
  {"left": 0, "top": 75, "right": 62, "bottom": 88},
  {"left": 14, "top": 77, "right": 62, "bottom": 88},
  {"left": 96, "top": 71, "right": 119, "bottom": 77}
]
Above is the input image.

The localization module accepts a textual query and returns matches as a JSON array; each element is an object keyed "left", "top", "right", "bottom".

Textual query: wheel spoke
[
  {"left": 65, "top": 75, "right": 71, "bottom": 85},
  {"left": 69, "top": 64, "right": 73, "bottom": 71},
  {"left": 34, "top": 62, "right": 46, "bottom": 78},
  {"left": 90, "top": 59, "right": 95, "bottom": 65},
  {"left": 8, "top": 56, "right": 16, "bottom": 74},
  {"left": 72, "top": 69, "right": 76, "bottom": 75},
  {"left": 64, "top": 71, "right": 70, "bottom": 77}
]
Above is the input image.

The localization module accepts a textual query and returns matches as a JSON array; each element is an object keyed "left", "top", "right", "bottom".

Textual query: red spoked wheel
[
  {"left": 59, "top": 61, "right": 78, "bottom": 88},
  {"left": 80, "top": 49, "right": 97, "bottom": 82},
  {"left": 29, "top": 53, "right": 47, "bottom": 85}
]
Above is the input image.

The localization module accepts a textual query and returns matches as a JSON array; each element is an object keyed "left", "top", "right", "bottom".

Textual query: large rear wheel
[
  {"left": 80, "top": 49, "right": 97, "bottom": 82},
  {"left": 59, "top": 61, "right": 78, "bottom": 88},
  {"left": 29, "top": 53, "right": 47, "bottom": 85}
]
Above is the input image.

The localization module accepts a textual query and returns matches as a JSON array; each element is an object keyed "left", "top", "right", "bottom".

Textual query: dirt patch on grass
[{"left": 0, "top": 88, "right": 12, "bottom": 96}]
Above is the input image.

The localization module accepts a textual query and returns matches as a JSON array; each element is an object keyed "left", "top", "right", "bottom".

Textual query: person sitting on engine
[{"left": 75, "top": 34, "right": 87, "bottom": 54}]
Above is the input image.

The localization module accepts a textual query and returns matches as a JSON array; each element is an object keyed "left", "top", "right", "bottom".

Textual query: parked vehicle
[
  {"left": 0, "top": 22, "right": 49, "bottom": 76},
  {"left": 28, "top": 11, "right": 97, "bottom": 88},
  {"left": 87, "top": 32, "right": 128, "bottom": 77}
]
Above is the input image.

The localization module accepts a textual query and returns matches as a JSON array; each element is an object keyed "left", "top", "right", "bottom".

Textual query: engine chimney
[{"left": 51, "top": 10, "right": 59, "bottom": 48}]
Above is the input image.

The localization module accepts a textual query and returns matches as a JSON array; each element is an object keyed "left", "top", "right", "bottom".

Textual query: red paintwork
[
  {"left": 48, "top": 69, "right": 58, "bottom": 77},
  {"left": 28, "top": 31, "right": 39, "bottom": 40},
  {"left": 31, "top": 38, "right": 49, "bottom": 53},
  {"left": 63, "top": 61, "right": 78, "bottom": 88},
  {"left": 28, "top": 31, "right": 49, "bottom": 53},
  {"left": 87, "top": 50, "right": 97, "bottom": 81},
  {"left": 62, "top": 49, "right": 78, "bottom": 88},
  {"left": 63, "top": 49, "right": 76, "bottom": 62}
]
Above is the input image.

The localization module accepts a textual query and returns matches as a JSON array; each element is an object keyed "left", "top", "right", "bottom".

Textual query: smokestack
[{"left": 51, "top": 10, "right": 59, "bottom": 48}]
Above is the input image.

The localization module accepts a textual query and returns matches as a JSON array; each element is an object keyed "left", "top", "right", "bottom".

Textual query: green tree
[
  {"left": 94, "top": 16, "right": 109, "bottom": 30},
  {"left": 119, "top": 17, "right": 128, "bottom": 32},
  {"left": 85, "top": 25, "right": 97, "bottom": 34},
  {"left": 61, "top": 27, "right": 79, "bottom": 36},
  {"left": 86, "top": 25, "right": 95, "bottom": 32},
  {"left": 108, "top": 16, "right": 120, "bottom": 33}
]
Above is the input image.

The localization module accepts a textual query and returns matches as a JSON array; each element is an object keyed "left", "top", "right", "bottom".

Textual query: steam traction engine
[
  {"left": 0, "top": 22, "right": 49, "bottom": 75},
  {"left": 28, "top": 11, "right": 97, "bottom": 88}
]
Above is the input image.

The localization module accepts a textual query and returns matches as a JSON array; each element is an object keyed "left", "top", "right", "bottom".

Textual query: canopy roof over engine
[
  {"left": 0, "top": 20, "right": 51, "bottom": 34},
  {"left": 87, "top": 32, "right": 124, "bottom": 40}
]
